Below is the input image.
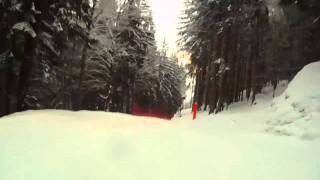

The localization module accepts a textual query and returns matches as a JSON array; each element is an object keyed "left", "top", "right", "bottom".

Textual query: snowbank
[{"left": 266, "top": 61, "right": 320, "bottom": 139}]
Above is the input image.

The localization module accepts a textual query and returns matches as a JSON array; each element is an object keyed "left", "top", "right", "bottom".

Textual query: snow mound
[{"left": 266, "top": 61, "right": 320, "bottom": 140}]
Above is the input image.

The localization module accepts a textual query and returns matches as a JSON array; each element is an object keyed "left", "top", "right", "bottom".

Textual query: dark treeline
[
  {"left": 179, "top": 0, "right": 320, "bottom": 114},
  {"left": 0, "top": 0, "right": 186, "bottom": 117}
]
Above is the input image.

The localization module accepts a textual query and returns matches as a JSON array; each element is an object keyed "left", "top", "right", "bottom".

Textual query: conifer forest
[{"left": 0, "top": 0, "right": 319, "bottom": 117}]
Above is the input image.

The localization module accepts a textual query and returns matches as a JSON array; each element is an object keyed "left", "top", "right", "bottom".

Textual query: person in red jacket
[{"left": 193, "top": 102, "right": 198, "bottom": 120}]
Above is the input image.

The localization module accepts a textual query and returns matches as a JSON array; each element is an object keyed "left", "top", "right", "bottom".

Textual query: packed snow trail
[
  {"left": 0, "top": 109, "right": 319, "bottom": 180},
  {"left": 0, "top": 62, "right": 320, "bottom": 180}
]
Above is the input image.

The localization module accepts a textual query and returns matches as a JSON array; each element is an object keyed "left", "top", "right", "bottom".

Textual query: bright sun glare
[{"left": 148, "top": 0, "right": 184, "bottom": 55}]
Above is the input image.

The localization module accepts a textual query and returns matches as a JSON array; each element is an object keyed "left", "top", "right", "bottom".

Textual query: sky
[
  {"left": 147, "top": 0, "right": 185, "bottom": 55},
  {"left": 115, "top": 0, "right": 190, "bottom": 64}
]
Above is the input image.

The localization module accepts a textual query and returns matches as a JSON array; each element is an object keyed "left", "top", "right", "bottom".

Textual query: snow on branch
[{"left": 12, "top": 22, "right": 37, "bottom": 38}]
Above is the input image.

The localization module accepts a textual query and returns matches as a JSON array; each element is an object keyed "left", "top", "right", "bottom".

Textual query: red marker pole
[{"left": 193, "top": 102, "right": 198, "bottom": 120}]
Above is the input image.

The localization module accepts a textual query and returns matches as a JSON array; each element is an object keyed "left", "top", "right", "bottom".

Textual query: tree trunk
[
  {"left": 216, "top": 26, "right": 231, "bottom": 113},
  {"left": 78, "top": 44, "right": 88, "bottom": 89},
  {"left": 208, "top": 34, "right": 222, "bottom": 114},
  {"left": 17, "top": 37, "right": 34, "bottom": 112}
]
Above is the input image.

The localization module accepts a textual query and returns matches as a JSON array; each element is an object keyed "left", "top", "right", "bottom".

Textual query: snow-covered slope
[
  {"left": 266, "top": 61, "right": 320, "bottom": 139},
  {"left": 1, "top": 110, "right": 320, "bottom": 180}
]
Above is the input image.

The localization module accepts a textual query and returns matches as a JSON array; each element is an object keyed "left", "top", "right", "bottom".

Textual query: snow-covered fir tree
[
  {"left": 111, "top": 0, "right": 155, "bottom": 113},
  {"left": 83, "top": 0, "right": 117, "bottom": 110},
  {"left": 24, "top": 0, "right": 93, "bottom": 110}
]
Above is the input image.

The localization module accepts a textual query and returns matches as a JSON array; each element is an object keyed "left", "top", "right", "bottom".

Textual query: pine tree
[
  {"left": 180, "top": 0, "right": 270, "bottom": 114},
  {"left": 134, "top": 53, "right": 186, "bottom": 117},
  {"left": 0, "top": 0, "right": 187, "bottom": 117},
  {"left": 83, "top": 0, "right": 117, "bottom": 110},
  {"left": 23, "top": 0, "right": 93, "bottom": 109},
  {"left": 0, "top": 0, "right": 36, "bottom": 114},
  {"left": 112, "top": 0, "right": 155, "bottom": 113}
]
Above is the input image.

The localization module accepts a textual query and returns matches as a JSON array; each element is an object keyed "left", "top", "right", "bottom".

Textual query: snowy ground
[
  {"left": 265, "top": 62, "right": 320, "bottom": 139},
  {"left": 0, "top": 62, "right": 320, "bottom": 180}
]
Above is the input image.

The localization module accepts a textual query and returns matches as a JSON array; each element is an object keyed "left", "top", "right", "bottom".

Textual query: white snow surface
[
  {"left": 266, "top": 61, "right": 320, "bottom": 139},
  {"left": 0, "top": 62, "right": 320, "bottom": 180}
]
